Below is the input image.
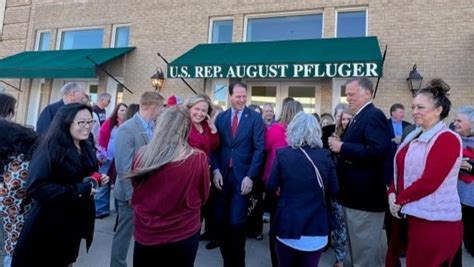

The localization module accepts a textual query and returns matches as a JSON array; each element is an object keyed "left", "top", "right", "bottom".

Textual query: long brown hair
[{"left": 129, "top": 106, "right": 193, "bottom": 184}]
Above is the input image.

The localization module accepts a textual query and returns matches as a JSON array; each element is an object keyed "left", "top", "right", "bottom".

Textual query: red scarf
[{"left": 459, "top": 146, "right": 474, "bottom": 183}]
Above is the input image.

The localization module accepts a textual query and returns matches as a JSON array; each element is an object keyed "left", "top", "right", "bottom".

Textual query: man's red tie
[
  {"left": 231, "top": 112, "right": 239, "bottom": 138},
  {"left": 229, "top": 112, "right": 239, "bottom": 168}
]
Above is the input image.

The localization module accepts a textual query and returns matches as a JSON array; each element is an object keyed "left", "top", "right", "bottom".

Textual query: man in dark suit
[
  {"left": 328, "top": 77, "right": 391, "bottom": 267},
  {"left": 212, "top": 82, "right": 264, "bottom": 267},
  {"left": 36, "top": 82, "right": 86, "bottom": 135}
]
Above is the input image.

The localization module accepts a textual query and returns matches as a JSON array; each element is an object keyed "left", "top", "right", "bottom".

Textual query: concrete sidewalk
[{"left": 74, "top": 210, "right": 474, "bottom": 267}]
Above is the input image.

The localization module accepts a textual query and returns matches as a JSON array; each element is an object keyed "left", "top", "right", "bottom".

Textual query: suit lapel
[{"left": 344, "top": 103, "right": 373, "bottom": 138}]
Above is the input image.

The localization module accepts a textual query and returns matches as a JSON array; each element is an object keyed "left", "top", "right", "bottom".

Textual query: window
[
  {"left": 210, "top": 19, "right": 233, "bottom": 43},
  {"left": 112, "top": 26, "right": 130, "bottom": 47},
  {"left": 59, "top": 28, "right": 104, "bottom": 50},
  {"left": 288, "top": 86, "right": 317, "bottom": 114},
  {"left": 212, "top": 80, "right": 229, "bottom": 109},
  {"left": 336, "top": 10, "right": 367, "bottom": 37},
  {"left": 246, "top": 14, "right": 323, "bottom": 42},
  {"left": 250, "top": 86, "right": 277, "bottom": 107},
  {"left": 35, "top": 31, "right": 50, "bottom": 51}
]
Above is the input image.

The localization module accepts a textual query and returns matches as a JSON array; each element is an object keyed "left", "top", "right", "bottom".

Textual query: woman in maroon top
[
  {"left": 186, "top": 94, "right": 219, "bottom": 156},
  {"left": 186, "top": 93, "right": 220, "bottom": 250},
  {"left": 130, "top": 107, "right": 210, "bottom": 267}
]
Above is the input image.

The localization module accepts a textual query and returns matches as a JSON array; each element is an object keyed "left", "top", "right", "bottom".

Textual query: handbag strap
[{"left": 299, "top": 147, "right": 326, "bottom": 202}]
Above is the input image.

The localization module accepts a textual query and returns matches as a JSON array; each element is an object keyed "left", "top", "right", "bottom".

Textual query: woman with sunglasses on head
[{"left": 12, "top": 103, "right": 109, "bottom": 267}]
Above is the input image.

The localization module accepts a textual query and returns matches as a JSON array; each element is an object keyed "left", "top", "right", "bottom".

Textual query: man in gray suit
[{"left": 110, "top": 92, "right": 165, "bottom": 267}]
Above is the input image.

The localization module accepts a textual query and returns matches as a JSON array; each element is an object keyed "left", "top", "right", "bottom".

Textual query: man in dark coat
[
  {"left": 36, "top": 82, "right": 86, "bottom": 135},
  {"left": 212, "top": 82, "right": 264, "bottom": 267},
  {"left": 328, "top": 77, "right": 391, "bottom": 267}
]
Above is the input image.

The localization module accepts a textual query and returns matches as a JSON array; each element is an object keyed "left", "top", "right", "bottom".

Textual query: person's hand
[
  {"left": 241, "top": 176, "right": 253, "bottom": 195},
  {"left": 207, "top": 114, "right": 218, "bottom": 134},
  {"left": 100, "top": 174, "right": 110, "bottom": 186},
  {"left": 328, "top": 136, "right": 343, "bottom": 153},
  {"left": 213, "top": 170, "right": 223, "bottom": 190},
  {"left": 388, "top": 193, "right": 402, "bottom": 219},
  {"left": 461, "top": 158, "right": 472, "bottom": 172}
]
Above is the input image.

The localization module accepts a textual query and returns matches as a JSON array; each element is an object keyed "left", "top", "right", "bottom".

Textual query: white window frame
[
  {"left": 335, "top": 7, "right": 368, "bottom": 37},
  {"left": 0, "top": 0, "right": 6, "bottom": 36},
  {"left": 208, "top": 17, "right": 233, "bottom": 43},
  {"left": 243, "top": 10, "right": 325, "bottom": 42},
  {"left": 56, "top": 26, "right": 105, "bottom": 50},
  {"left": 34, "top": 30, "right": 51, "bottom": 51},
  {"left": 111, "top": 24, "right": 131, "bottom": 48}
]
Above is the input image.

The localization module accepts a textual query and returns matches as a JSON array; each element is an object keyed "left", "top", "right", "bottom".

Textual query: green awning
[
  {"left": 168, "top": 37, "right": 383, "bottom": 79},
  {"left": 0, "top": 47, "right": 135, "bottom": 78}
]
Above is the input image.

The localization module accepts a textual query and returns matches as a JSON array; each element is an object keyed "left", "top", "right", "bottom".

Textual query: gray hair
[
  {"left": 98, "top": 92, "right": 112, "bottom": 101},
  {"left": 458, "top": 106, "right": 474, "bottom": 128},
  {"left": 60, "top": 82, "right": 85, "bottom": 96},
  {"left": 345, "top": 77, "right": 374, "bottom": 95},
  {"left": 287, "top": 111, "right": 323, "bottom": 148}
]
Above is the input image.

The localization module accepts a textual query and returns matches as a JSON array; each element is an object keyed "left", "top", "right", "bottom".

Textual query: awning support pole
[
  {"left": 373, "top": 44, "right": 387, "bottom": 99},
  {"left": 157, "top": 53, "right": 198, "bottom": 95},
  {"left": 0, "top": 80, "right": 22, "bottom": 92},
  {"left": 85, "top": 56, "right": 134, "bottom": 94}
]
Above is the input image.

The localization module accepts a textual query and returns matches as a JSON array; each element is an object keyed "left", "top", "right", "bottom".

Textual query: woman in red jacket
[
  {"left": 186, "top": 94, "right": 220, "bottom": 250},
  {"left": 130, "top": 107, "right": 210, "bottom": 267}
]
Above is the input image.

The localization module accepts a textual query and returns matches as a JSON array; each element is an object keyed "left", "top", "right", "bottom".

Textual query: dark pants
[
  {"left": 265, "top": 192, "right": 279, "bottom": 267},
  {"left": 246, "top": 178, "right": 264, "bottom": 236},
  {"left": 275, "top": 239, "right": 323, "bottom": 267},
  {"left": 133, "top": 231, "right": 200, "bottom": 267},
  {"left": 215, "top": 169, "right": 250, "bottom": 267},
  {"left": 201, "top": 185, "right": 218, "bottom": 240}
]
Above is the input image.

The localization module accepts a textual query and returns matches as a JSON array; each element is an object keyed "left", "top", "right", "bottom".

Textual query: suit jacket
[
  {"left": 337, "top": 103, "right": 392, "bottom": 212},
  {"left": 211, "top": 106, "right": 264, "bottom": 182},
  {"left": 113, "top": 114, "right": 150, "bottom": 202},
  {"left": 36, "top": 100, "right": 64, "bottom": 135},
  {"left": 387, "top": 118, "right": 411, "bottom": 139},
  {"left": 267, "top": 146, "right": 338, "bottom": 238}
]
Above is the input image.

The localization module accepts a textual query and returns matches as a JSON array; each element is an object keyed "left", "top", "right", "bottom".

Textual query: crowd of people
[{"left": 0, "top": 76, "right": 473, "bottom": 267}]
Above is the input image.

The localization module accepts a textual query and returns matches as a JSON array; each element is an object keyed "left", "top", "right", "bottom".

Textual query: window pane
[
  {"left": 114, "top": 26, "right": 130, "bottom": 47},
  {"left": 212, "top": 20, "right": 233, "bottom": 43},
  {"left": 213, "top": 83, "right": 228, "bottom": 109},
  {"left": 247, "top": 14, "right": 322, "bottom": 42},
  {"left": 337, "top": 11, "right": 366, "bottom": 37},
  {"left": 288, "top": 86, "right": 316, "bottom": 113},
  {"left": 250, "top": 86, "right": 276, "bottom": 107},
  {"left": 60, "top": 29, "right": 104, "bottom": 49},
  {"left": 38, "top": 32, "right": 50, "bottom": 51}
]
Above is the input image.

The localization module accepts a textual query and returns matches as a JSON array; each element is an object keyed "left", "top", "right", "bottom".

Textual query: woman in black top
[{"left": 12, "top": 103, "right": 108, "bottom": 267}]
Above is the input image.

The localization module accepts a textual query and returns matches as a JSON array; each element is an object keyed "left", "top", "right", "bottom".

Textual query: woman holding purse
[{"left": 267, "top": 111, "right": 338, "bottom": 267}]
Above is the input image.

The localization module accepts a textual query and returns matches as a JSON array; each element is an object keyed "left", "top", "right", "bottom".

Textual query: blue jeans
[{"left": 94, "top": 160, "right": 111, "bottom": 217}]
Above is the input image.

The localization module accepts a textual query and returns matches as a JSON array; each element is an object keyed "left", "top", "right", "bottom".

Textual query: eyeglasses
[{"left": 74, "top": 120, "right": 96, "bottom": 128}]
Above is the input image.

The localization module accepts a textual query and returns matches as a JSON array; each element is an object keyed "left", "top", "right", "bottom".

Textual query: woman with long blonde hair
[{"left": 130, "top": 107, "right": 210, "bottom": 267}]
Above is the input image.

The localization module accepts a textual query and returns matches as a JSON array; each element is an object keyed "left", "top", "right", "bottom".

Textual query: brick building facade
[{"left": 0, "top": 0, "right": 472, "bottom": 125}]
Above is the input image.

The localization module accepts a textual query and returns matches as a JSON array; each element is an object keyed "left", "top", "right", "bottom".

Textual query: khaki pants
[{"left": 344, "top": 207, "right": 385, "bottom": 267}]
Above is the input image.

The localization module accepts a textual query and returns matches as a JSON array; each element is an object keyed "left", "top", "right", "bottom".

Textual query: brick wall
[{"left": 1, "top": 0, "right": 472, "bottom": 123}]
